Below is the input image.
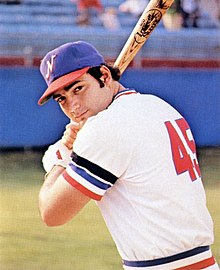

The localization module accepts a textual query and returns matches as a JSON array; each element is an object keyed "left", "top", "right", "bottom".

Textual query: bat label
[
  {"left": 134, "top": 9, "right": 162, "bottom": 44},
  {"left": 156, "top": 0, "right": 170, "bottom": 9},
  {"left": 114, "top": 0, "right": 175, "bottom": 72}
]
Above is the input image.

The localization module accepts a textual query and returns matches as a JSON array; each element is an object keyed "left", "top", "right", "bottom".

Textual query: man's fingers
[
  {"left": 61, "top": 131, "right": 76, "bottom": 149},
  {"left": 61, "top": 121, "right": 85, "bottom": 149},
  {"left": 79, "top": 120, "right": 86, "bottom": 129},
  {"left": 61, "top": 136, "right": 74, "bottom": 150}
]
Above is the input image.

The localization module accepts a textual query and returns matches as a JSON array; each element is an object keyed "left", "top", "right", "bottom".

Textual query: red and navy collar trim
[{"left": 113, "top": 89, "right": 137, "bottom": 101}]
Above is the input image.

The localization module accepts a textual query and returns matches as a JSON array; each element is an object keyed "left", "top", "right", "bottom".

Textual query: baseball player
[{"left": 38, "top": 41, "right": 219, "bottom": 269}]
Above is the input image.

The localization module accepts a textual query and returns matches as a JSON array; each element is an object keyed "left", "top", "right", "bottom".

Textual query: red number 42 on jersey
[{"left": 165, "top": 118, "right": 201, "bottom": 181}]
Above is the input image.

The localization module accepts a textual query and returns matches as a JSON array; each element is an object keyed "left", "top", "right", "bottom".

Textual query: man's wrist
[{"left": 44, "top": 165, "right": 66, "bottom": 181}]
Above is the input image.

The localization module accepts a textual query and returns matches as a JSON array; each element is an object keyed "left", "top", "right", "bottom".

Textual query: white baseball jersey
[{"left": 62, "top": 89, "right": 214, "bottom": 267}]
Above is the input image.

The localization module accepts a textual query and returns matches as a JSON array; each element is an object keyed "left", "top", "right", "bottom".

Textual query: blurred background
[{"left": 0, "top": 0, "right": 220, "bottom": 269}]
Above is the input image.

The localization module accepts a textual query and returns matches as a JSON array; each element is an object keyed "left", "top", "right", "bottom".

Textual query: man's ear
[{"left": 100, "top": 65, "right": 112, "bottom": 86}]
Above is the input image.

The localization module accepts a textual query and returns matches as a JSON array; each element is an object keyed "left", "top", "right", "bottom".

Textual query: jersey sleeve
[{"left": 62, "top": 115, "right": 131, "bottom": 201}]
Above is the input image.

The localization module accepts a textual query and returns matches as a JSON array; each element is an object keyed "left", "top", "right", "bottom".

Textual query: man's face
[{"left": 53, "top": 72, "right": 113, "bottom": 123}]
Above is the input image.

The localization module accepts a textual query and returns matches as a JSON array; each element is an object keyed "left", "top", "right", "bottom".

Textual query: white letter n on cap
[{"left": 46, "top": 54, "right": 56, "bottom": 80}]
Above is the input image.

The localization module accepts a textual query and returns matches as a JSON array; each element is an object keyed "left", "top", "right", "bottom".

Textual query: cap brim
[{"left": 38, "top": 67, "right": 90, "bottom": 105}]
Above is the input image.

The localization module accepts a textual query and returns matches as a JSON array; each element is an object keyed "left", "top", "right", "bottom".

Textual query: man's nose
[
  {"left": 66, "top": 95, "right": 80, "bottom": 110},
  {"left": 68, "top": 99, "right": 81, "bottom": 117}
]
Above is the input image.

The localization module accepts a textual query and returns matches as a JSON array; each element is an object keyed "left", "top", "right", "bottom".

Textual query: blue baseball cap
[{"left": 38, "top": 41, "right": 105, "bottom": 105}]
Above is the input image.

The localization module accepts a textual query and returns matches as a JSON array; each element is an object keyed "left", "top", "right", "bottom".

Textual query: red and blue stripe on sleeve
[{"left": 62, "top": 152, "right": 118, "bottom": 201}]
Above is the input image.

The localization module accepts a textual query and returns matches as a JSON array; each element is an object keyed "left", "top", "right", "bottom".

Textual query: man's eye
[
  {"left": 56, "top": 96, "right": 65, "bottom": 103},
  {"left": 74, "top": 86, "right": 83, "bottom": 93}
]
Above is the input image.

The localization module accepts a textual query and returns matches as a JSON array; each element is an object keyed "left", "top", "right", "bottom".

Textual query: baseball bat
[{"left": 114, "top": 0, "right": 175, "bottom": 74}]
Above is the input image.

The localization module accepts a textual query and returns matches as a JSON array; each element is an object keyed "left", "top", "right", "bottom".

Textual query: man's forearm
[
  {"left": 39, "top": 165, "right": 65, "bottom": 225},
  {"left": 39, "top": 164, "right": 90, "bottom": 227},
  {"left": 43, "top": 165, "right": 65, "bottom": 188}
]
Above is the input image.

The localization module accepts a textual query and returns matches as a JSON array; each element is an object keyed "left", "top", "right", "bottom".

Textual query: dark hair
[{"left": 87, "top": 64, "right": 121, "bottom": 88}]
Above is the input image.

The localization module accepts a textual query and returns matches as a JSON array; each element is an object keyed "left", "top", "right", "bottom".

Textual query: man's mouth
[{"left": 74, "top": 110, "right": 88, "bottom": 120}]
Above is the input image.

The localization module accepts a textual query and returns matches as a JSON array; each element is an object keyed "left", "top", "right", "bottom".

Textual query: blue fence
[{"left": 0, "top": 67, "right": 219, "bottom": 148}]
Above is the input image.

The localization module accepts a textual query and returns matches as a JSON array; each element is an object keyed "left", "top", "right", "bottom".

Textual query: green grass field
[{"left": 0, "top": 148, "right": 219, "bottom": 269}]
